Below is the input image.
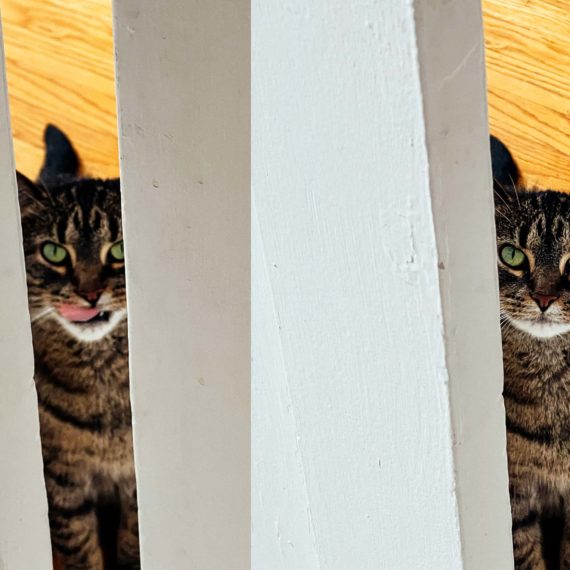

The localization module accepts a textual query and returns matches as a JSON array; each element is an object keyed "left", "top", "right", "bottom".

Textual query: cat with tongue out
[{"left": 18, "top": 125, "right": 139, "bottom": 570}]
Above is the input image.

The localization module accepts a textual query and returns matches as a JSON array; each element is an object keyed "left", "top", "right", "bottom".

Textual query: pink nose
[
  {"left": 531, "top": 293, "right": 559, "bottom": 312},
  {"left": 80, "top": 290, "right": 103, "bottom": 304}
]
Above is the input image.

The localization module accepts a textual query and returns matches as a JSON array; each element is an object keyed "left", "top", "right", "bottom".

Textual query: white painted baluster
[
  {"left": 0, "top": 16, "right": 52, "bottom": 570},
  {"left": 252, "top": 0, "right": 513, "bottom": 568},
  {"left": 113, "top": 1, "right": 250, "bottom": 569}
]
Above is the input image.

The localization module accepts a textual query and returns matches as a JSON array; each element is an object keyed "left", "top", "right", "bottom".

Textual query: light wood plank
[
  {"left": 1, "top": 0, "right": 568, "bottom": 190},
  {"left": 0, "top": 0, "right": 118, "bottom": 179},
  {"left": 483, "top": 0, "right": 570, "bottom": 191}
]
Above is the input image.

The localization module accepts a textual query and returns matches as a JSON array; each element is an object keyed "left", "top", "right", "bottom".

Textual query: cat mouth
[
  {"left": 509, "top": 315, "right": 570, "bottom": 339},
  {"left": 56, "top": 304, "right": 112, "bottom": 324},
  {"left": 52, "top": 305, "right": 127, "bottom": 343},
  {"left": 79, "top": 311, "right": 112, "bottom": 325}
]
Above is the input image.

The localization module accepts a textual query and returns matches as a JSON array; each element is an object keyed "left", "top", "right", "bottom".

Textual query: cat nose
[
  {"left": 531, "top": 292, "right": 559, "bottom": 312},
  {"left": 79, "top": 289, "right": 104, "bottom": 306}
]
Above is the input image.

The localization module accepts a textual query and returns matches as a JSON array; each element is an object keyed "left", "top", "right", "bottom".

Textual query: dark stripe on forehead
[
  {"left": 70, "top": 186, "right": 99, "bottom": 235},
  {"left": 72, "top": 210, "right": 81, "bottom": 231},
  {"left": 91, "top": 210, "right": 102, "bottom": 231},
  {"left": 544, "top": 201, "right": 566, "bottom": 246},
  {"left": 56, "top": 217, "right": 67, "bottom": 243},
  {"left": 64, "top": 186, "right": 74, "bottom": 203},
  {"left": 554, "top": 216, "right": 565, "bottom": 240},
  {"left": 537, "top": 215, "right": 554, "bottom": 249},
  {"left": 95, "top": 187, "right": 108, "bottom": 207},
  {"left": 518, "top": 222, "right": 529, "bottom": 249},
  {"left": 108, "top": 214, "right": 119, "bottom": 242},
  {"left": 79, "top": 200, "right": 93, "bottom": 234}
]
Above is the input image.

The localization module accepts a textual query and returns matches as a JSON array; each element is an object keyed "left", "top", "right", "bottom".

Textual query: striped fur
[
  {"left": 494, "top": 138, "right": 570, "bottom": 569},
  {"left": 18, "top": 126, "right": 139, "bottom": 569}
]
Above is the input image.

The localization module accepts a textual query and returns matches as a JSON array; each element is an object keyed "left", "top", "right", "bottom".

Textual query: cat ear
[
  {"left": 16, "top": 171, "right": 50, "bottom": 212},
  {"left": 490, "top": 135, "right": 520, "bottom": 202},
  {"left": 38, "top": 124, "right": 80, "bottom": 188}
]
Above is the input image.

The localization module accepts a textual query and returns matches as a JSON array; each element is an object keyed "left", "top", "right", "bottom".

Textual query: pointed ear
[
  {"left": 38, "top": 124, "right": 80, "bottom": 187},
  {"left": 490, "top": 135, "right": 520, "bottom": 202},
  {"left": 16, "top": 171, "right": 49, "bottom": 212}
]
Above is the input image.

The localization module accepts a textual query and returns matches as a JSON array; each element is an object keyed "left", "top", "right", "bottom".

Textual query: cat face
[
  {"left": 19, "top": 174, "right": 127, "bottom": 343},
  {"left": 496, "top": 189, "right": 570, "bottom": 339}
]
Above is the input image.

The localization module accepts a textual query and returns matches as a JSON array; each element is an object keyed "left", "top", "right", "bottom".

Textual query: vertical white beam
[
  {"left": 252, "top": 1, "right": 512, "bottom": 569},
  {"left": 113, "top": 2, "right": 249, "bottom": 569},
  {"left": 414, "top": 1, "right": 512, "bottom": 566},
  {"left": 0, "top": 20, "right": 52, "bottom": 570}
]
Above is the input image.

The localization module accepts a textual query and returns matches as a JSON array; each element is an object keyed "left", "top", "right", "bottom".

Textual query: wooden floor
[
  {"left": 483, "top": 0, "right": 570, "bottom": 191},
  {"left": 0, "top": 0, "right": 569, "bottom": 189},
  {"left": 0, "top": 0, "right": 118, "bottom": 180}
]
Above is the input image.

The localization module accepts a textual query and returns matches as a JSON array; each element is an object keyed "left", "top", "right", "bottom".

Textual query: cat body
[
  {"left": 503, "top": 302, "right": 570, "bottom": 569},
  {"left": 19, "top": 126, "right": 139, "bottom": 569},
  {"left": 493, "top": 137, "right": 570, "bottom": 569}
]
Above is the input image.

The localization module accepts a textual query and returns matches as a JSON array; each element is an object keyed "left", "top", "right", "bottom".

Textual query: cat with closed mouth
[{"left": 492, "top": 135, "right": 570, "bottom": 569}]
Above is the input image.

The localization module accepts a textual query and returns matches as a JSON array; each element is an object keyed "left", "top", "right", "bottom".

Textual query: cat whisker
[
  {"left": 30, "top": 307, "right": 56, "bottom": 323},
  {"left": 508, "top": 175, "right": 521, "bottom": 209},
  {"left": 495, "top": 207, "right": 515, "bottom": 226},
  {"left": 494, "top": 184, "right": 515, "bottom": 212},
  {"left": 499, "top": 314, "right": 514, "bottom": 333}
]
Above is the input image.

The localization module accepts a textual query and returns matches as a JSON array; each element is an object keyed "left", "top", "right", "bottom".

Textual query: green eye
[
  {"left": 41, "top": 242, "right": 68, "bottom": 265},
  {"left": 109, "top": 241, "right": 124, "bottom": 262},
  {"left": 500, "top": 245, "right": 527, "bottom": 268}
]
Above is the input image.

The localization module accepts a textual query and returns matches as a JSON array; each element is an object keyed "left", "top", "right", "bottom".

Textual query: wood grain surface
[
  {"left": 483, "top": 0, "right": 570, "bottom": 191},
  {"left": 0, "top": 0, "right": 118, "bottom": 180},
  {"left": 0, "top": 0, "right": 568, "bottom": 189}
]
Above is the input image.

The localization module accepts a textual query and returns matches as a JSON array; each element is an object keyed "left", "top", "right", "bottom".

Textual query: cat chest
[
  {"left": 39, "top": 405, "right": 134, "bottom": 468},
  {"left": 36, "top": 365, "right": 134, "bottom": 452},
  {"left": 505, "top": 371, "right": 570, "bottom": 467}
]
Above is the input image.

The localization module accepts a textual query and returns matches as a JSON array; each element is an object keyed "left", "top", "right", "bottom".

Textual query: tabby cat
[
  {"left": 18, "top": 125, "right": 139, "bottom": 569},
  {"left": 493, "top": 136, "right": 570, "bottom": 569}
]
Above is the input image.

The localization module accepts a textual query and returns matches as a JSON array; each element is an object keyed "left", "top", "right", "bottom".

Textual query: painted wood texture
[
  {"left": 113, "top": 1, "right": 250, "bottom": 568},
  {"left": 414, "top": 2, "right": 513, "bottom": 566},
  {"left": 483, "top": 0, "right": 570, "bottom": 191},
  {"left": 0, "top": 0, "right": 118, "bottom": 179},
  {"left": 252, "top": 0, "right": 511, "bottom": 568},
  {"left": 0, "top": 24, "right": 52, "bottom": 569}
]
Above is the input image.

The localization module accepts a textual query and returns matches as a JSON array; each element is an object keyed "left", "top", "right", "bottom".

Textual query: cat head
[
  {"left": 492, "top": 136, "right": 570, "bottom": 340},
  {"left": 19, "top": 172, "right": 126, "bottom": 343}
]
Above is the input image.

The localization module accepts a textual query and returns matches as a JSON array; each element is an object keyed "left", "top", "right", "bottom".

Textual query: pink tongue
[{"left": 57, "top": 305, "right": 100, "bottom": 322}]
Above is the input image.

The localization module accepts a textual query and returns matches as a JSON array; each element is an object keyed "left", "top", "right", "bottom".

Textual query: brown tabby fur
[
  {"left": 18, "top": 127, "right": 139, "bottom": 569},
  {"left": 494, "top": 137, "right": 570, "bottom": 569}
]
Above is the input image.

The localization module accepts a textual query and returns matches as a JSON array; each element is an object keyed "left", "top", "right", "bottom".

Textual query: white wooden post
[
  {"left": 0, "top": 19, "right": 52, "bottom": 570},
  {"left": 252, "top": 0, "right": 512, "bottom": 568},
  {"left": 113, "top": 2, "right": 249, "bottom": 569}
]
